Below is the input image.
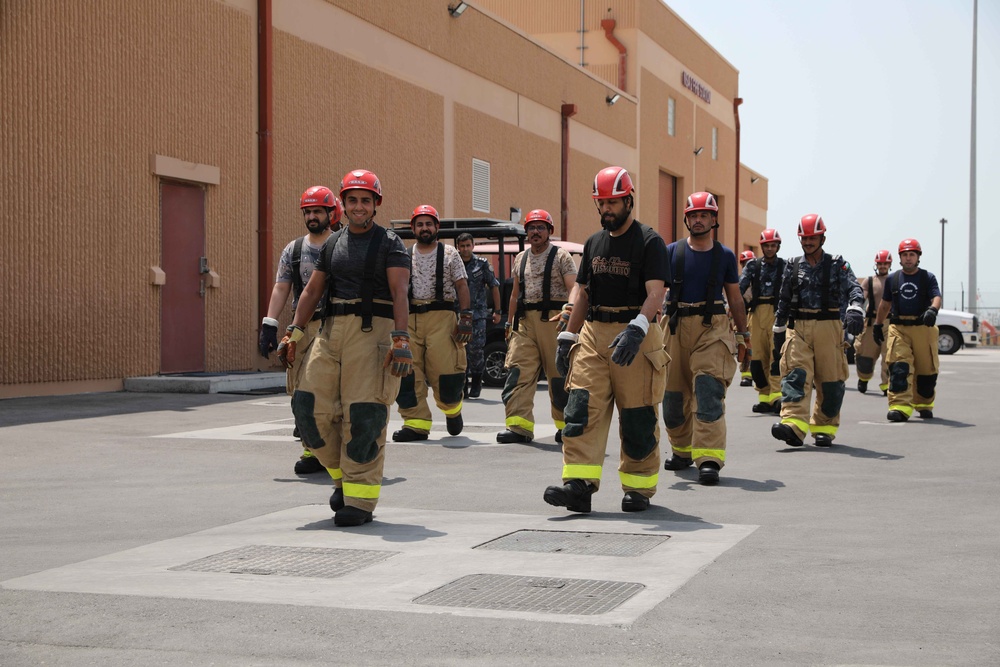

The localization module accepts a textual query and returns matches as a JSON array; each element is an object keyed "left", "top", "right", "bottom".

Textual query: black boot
[
  {"left": 664, "top": 455, "right": 693, "bottom": 470},
  {"left": 329, "top": 487, "right": 344, "bottom": 511},
  {"left": 771, "top": 422, "right": 804, "bottom": 447},
  {"left": 392, "top": 428, "right": 429, "bottom": 442},
  {"left": 497, "top": 430, "right": 532, "bottom": 443},
  {"left": 543, "top": 479, "right": 594, "bottom": 513},
  {"left": 446, "top": 413, "right": 464, "bottom": 436},
  {"left": 468, "top": 374, "right": 482, "bottom": 398}
]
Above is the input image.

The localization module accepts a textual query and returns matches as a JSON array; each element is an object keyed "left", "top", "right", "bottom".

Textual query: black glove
[
  {"left": 922, "top": 307, "right": 938, "bottom": 327},
  {"left": 259, "top": 322, "right": 279, "bottom": 358},
  {"left": 844, "top": 307, "right": 865, "bottom": 336},
  {"left": 609, "top": 324, "right": 645, "bottom": 367},
  {"left": 771, "top": 329, "right": 786, "bottom": 376},
  {"left": 555, "top": 332, "right": 577, "bottom": 378},
  {"left": 873, "top": 324, "right": 885, "bottom": 347}
]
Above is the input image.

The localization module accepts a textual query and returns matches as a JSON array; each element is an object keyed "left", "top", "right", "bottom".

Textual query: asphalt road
[{"left": 2, "top": 348, "right": 998, "bottom": 666}]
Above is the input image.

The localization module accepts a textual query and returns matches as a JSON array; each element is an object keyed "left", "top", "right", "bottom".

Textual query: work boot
[
  {"left": 918, "top": 409, "right": 934, "bottom": 419},
  {"left": 857, "top": 379, "right": 868, "bottom": 394},
  {"left": 446, "top": 414, "right": 464, "bottom": 436},
  {"left": 293, "top": 425, "right": 301, "bottom": 439},
  {"left": 771, "top": 401, "right": 783, "bottom": 414},
  {"left": 329, "top": 487, "right": 345, "bottom": 512},
  {"left": 814, "top": 434, "right": 834, "bottom": 447},
  {"left": 882, "top": 387, "right": 888, "bottom": 396},
  {"left": 543, "top": 479, "right": 594, "bottom": 513},
  {"left": 496, "top": 430, "right": 532, "bottom": 443},
  {"left": 392, "top": 428, "right": 429, "bottom": 442},
  {"left": 771, "top": 422, "right": 804, "bottom": 447},
  {"left": 887, "top": 410, "right": 909, "bottom": 423},
  {"left": 333, "top": 505, "right": 373, "bottom": 527},
  {"left": 664, "top": 455, "right": 693, "bottom": 470},
  {"left": 468, "top": 374, "right": 483, "bottom": 399},
  {"left": 554, "top": 429, "right": 563, "bottom": 444},
  {"left": 752, "top": 402, "right": 771, "bottom": 413},
  {"left": 698, "top": 462, "right": 720, "bottom": 486},
  {"left": 294, "top": 452, "right": 325, "bottom": 475},
  {"left": 740, "top": 377, "right": 753, "bottom": 387},
  {"left": 621, "top": 491, "right": 650, "bottom": 512}
]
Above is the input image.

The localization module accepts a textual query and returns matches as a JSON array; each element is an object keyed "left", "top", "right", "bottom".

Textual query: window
[
  {"left": 472, "top": 158, "right": 490, "bottom": 213},
  {"left": 712, "top": 127, "right": 718, "bottom": 160},
  {"left": 667, "top": 97, "right": 675, "bottom": 137}
]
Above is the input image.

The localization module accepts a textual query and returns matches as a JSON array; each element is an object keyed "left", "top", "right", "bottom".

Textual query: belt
[
  {"left": 792, "top": 310, "right": 841, "bottom": 321},
  {"left": 522, "top": 301, "right": 566, "bottom": 312},
  {"left": 755, "top": 296, "right": 776, "bottom": 304},
  {"left": 409, "top": 301, "right": 455, "bottom": 314},
  {"left": 588, "top": 309, "right": 641, "bottom": 323},
  {"left": 674, "top": 304, "right": 727, "bottom": 318},
  {"left": 890, "top": 316, "right": 927, "bottom": 326},
  {"left": 327, "top": 301, "right": 395, "bottom": 319}
]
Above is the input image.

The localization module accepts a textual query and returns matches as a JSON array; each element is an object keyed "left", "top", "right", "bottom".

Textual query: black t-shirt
[
  {"left": 665, "top": 241, "right": 739, "bottom": 302},
  {"left": 882, "top": 269, "right": 941, "bottom": 317},
  {"left": 577, "top": 221, "right": 669, "bottom": 308},
  {"left": 316, "top": 225, "right": 409, "bottom": 300}
]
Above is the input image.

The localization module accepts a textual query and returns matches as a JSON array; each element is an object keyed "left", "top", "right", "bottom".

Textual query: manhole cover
[
  {"left": 474, "top": 530, "right": 669, "bottom": 557},
  {"left": 413, "top": 574, "right": 644, "bottom": 615},
  {"left": 169, "top": 545, "right": 398, "bottom": 579}
]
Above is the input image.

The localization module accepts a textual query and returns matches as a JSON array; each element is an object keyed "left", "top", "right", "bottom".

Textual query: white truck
[{"left": 936, "top": 308, "right": 978, "bottom": 355}]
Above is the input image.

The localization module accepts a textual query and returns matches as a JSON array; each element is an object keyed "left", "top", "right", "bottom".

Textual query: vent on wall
[{"left": 472, "top": 158, "right": 491, "bottom": 213}]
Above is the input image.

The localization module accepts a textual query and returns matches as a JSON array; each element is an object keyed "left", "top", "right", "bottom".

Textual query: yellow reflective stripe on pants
[
  {"left": 890, "top": 404, "right": 914, "bottom": 417},
  {"left": 343, "top": 481, "right": 380, "bottom": 500},
  {"left": 810, "top": 424, "right": 837, "bottom": 435},
  {"left": 442, "top": 401, "right": 463, "bottom": 416},
  {"left": 619, "top": 471, "right": 657, "bottom": 489},
  {"left": 326, "top": 467, "right": 343, "bottom": 481},
  {"left": 505, "top": 415, "right": 534, "bottom": 433},
  {"left": 672, "top": 443, "right": 693, "bottom": 455},
  {"left": 912, "top": 401, "right": 934, "bottom": 409},
  {"left": 782, "top": 417, "right": 809, "bottom": 438},
  {"left": 691, "top": 448, "right": 726, "bottom": 462},
  {"left": 563, "top": 464, "right": 602, "bottom": 481},
  {"left": 554, "top": 419, "right": 565, "bottom": 429},
  {"left": 403, "top": 419, "right": 433, "bottom": 432}
]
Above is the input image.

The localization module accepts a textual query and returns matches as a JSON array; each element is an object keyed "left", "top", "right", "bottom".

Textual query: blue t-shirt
[
  {"left": 882, "top": 269, "right": 941, "bottom": 317},
  {"left": 665, "top": 241, "right": 739, "bottom": 302}
]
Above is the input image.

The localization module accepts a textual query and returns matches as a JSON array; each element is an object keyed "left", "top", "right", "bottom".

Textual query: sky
[{"left": 662, "top": 0, "right": 998, "bottom": 315}]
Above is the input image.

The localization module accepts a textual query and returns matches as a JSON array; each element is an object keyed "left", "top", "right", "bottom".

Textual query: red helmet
[
  {"left": 760, "top": 228, "right": 781, "bottom": 244},
  {"left": 592, "top": 166, "right": 635, "bottom": 199},
  {"left": 797, "top": 214, "right": 826, "bottom": 237},
  {"left": 300, "top": 186, "right": 337, "bottom": 209},
  {"left": 524, "top": 208, "right": 554, "bottom": 231},
  {"left": 898, "top": 238, "right": 922, "bottom": 255},
  {"left": 410, "top": 204, "right": 440, "bottom": 226},
  {"left": 739, "top": 250, "right": 756, "bottom": 264},
  {"left": 684, "top": 192, "right": 719, "bottom": 214},
  {"left": 340, "top": 169, "right": 382, "bottom": 206},
  {"left": 874, "top": 249, "right": 892, "bottom": 264}
]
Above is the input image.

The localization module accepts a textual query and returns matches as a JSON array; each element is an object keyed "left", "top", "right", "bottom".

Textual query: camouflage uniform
[
  {"left": 739, "top": 256, "right": 786, "bottom": 409},
  {"left": 461, "top": 254, "right": 499, "bottom": 377}
]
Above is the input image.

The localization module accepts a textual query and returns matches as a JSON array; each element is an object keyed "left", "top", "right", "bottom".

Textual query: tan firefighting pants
[
  {"left": 292, "top": 311, "right": 400, "bottom": 513},
  {"left": 285, "top": 319, "right": 322, "bottom": 395},
  {"left": 886, "top": 323, "right": 939, "bottom": 417},
  {"left": 777, "top": 319, "right": 848, "bottom": 442},
  {"left": 503, "top": 312, "right": 566, "bottom": 437},
  {"left": 749, "top": 303, "right": 782, "bottom": 406},
  {"left": 560, "top": 318, "right": 669, "bottom": 498},
  {"left": 854, "top": 321, "right": 889, "bottom": 391},
  {"left": 662, "top": 313, "right": 737, "bottom": 468},
  {"left": 396, "top": 307, "right": 466, "bottom": 434}
]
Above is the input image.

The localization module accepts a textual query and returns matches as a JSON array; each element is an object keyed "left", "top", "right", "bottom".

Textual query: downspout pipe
[
  {"left": 601, "top": 18, "right": 627, "bottom": 91},
  {"left": 733, "top": 97, "right": 743, "bottom": 250},
  {"left": 560, "top": 104, "right": 577, "bottom": 241},
  {"left": 257, "top": 0, "right": 274, "bottom": 330}
]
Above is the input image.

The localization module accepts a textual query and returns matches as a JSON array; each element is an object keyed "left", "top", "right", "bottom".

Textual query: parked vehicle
[{"left": 935, "top": 308, "right": 978, "bottom": 354}]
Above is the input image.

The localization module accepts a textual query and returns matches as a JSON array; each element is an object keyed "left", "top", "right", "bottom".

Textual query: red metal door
[
  {"left": 658, "top": 170, "right": 677, "bottom": 243},
  {"left": 160, "top": 181, "right": 206, "bottom": 373}
]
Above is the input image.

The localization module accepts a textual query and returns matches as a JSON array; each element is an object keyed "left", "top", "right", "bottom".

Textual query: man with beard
[
  {"left": 259, "top": 186, "right": 342, "bottom": 474},
  {"left": 391, "top": 205, "right": 472, "bottom": 442},
  {"left": 497, "top": 209, "right": 577, "bottom": 444},
  {"left": 455, "top": 233, "right": 501, "bottom": 399},
  {"left": 739, "top": 229, "right": 786, "bottom": 413},
  {"left": 854, "top": 250, "right": 892, "bottom": 395},
  {"left": 544, "top": 167, "right": 669, "bottom": 514},
  {"left": 770, "top": 215, "right": 864, "bottom": 449},
  {"left": 661, "top": 193, "right": 748, "bottom": 485},
  {"left": 279, "top": 169, "right": 411, "bottom": 527},
  {"left": 873, "top": 239, "right": 942, "bottom": 422}
]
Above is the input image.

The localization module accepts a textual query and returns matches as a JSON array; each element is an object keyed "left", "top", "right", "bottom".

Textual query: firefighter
[
  {"left": 280, "top": 169, "right": 411, "bottom": 527},
  {"left": 855, "top": 250, "right": 892, "bottom": 395},
  {"left": 739, "top": 229, "right": 786, "bottom": 413},
  {"left": 737, "top": 250, "right": 757, "bottom": 386},
  {"left": 455, "top": 233, "right": 501, "bottom": 399},
  {"left": 259, "top": 186, "right": 342, "bottom": 474},
  {"left": 392, "top": 205, "right": 472, "bottom": 441},
  {"left": 770, "top": 215, "right": 864, "bottom": 448},
  {"left": 497, "top": 209, "right": 578, "bottom": 444},
  {"left": 873, "top": 238, "right": 942, "bottom": 421},
  {"left": 661, "top": 192, "right": 749, "bottom": 485},
  {"left": 544, "top": 166, "right": 669, "bottom": 514}
]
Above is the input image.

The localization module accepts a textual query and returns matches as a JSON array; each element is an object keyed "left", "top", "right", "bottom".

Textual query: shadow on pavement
[
  {"left": 776, "top": 444, "right": 903, "bottom": 460},
  {"left": 0, "top": 392, "right": 253, "bottom": 428}
]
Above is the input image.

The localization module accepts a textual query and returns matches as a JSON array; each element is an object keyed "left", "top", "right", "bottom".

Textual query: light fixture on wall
[
  {"left": 606, "top": 93, "right": 621, "bottom": 106},
  {"left": 693, "top": 147, "right": 704, "bottom": 156},
  {"left": 750, "top": 176, "right": 760, "bottom": 184},
  {"left": 448, "top": 2, "right": 469, "bottom": 17}
]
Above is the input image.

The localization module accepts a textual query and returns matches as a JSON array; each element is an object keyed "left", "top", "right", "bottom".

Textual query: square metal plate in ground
[
  {"left": 413, "top": 573, "right": 644, "bottom": 615},
  {"left": 169, "top": 545, "right": 398, "bottom": 579},
  {"left": 474, "top": 529, "right": 669, "bottom": 557}
]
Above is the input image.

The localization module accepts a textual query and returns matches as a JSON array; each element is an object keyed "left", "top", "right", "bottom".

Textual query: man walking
[{"left": 455, "top": 233, "right": 501, "bottom": 399}]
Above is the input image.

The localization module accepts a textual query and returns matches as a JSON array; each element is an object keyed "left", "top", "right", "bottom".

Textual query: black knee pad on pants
[
  {"left": 750, "top": 360, "right": 767, "bottom": 389},
  {"left": 550, "top": 376, "right": 568, "bottom": 411},
  {"left": 347, "top": 402, "right": 386, "bottom": 463},
  {"left": 291, "top": 390, "right": 325, "bottom": 449},
  {"left": 439, "top": 372, "right": 466, "bottom": 404},
  {"left": 396, "top": 373, "right": 418, "bottom": 409},
  {"left": 916, "top": 373, "right": 937, "bottom": 398},
  {"left": 501, "top": 366, "right": 520, "bottom": 405},
  {"left": 889, "top": 362, "right": 910, "bottom": 392},
  {"left": 694, "top": 374, "right": 726, "bottom": 423},
  {"left": 820, "top": 381, "right": 846, "bottom": 418},
  {"left": 855, "top": 355, "right": 875, "bottom": 376},
  {"left": 662, "top": 391, "right": 685, "bottom": 429},
  {"left": 562, "top": 388, "right": 589, "bottom": 438},
  {"left": 620, "top": 406, "right": 657, "bottom": 460},
  {"left": 781, "top": 368, "right": 807, "bottom": 402}
]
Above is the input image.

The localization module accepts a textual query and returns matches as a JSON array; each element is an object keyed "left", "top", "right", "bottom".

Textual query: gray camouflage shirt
[{"left": 775, "top": 252, "right": 863, "bottom": 327}]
